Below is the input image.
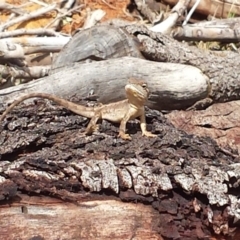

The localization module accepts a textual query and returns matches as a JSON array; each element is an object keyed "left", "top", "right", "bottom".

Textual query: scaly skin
[{"left": 0, "top": 79, "right": 157, "bottom": 140}]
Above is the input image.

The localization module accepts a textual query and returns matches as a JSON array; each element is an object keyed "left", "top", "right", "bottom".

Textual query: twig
[
  {"left": 182, "top": 0, "right": 202, "bottom": 26},
  {"left": 83, "top": 9, "right": 106, "bottom": 29},
  {"left": 29, "top": 0, "right": 74, "bottom": 15},
  {"left": 44, "top": 4, "right": 85, "bottom": 29},
  {"left": 134, "top": 0, "right": 158, "bottom": 23},
  {"left": 0, "top": 41, "right": 25, "bottom": 59},
  {"left": 61, "top": 0, "right": 76, "bottom": 10},
  {"left": 0, "top": 3, "right": 26, "bottom": 15},
  {"left": 101, "top": 0, "right": 117, "bottom": 10},
  {"left": 0, "top": 65, "right": 51, "bottom": 87},
  {"left": 0, "top": 4, "right": 57, "bottom": 32},
  {"left": 0, "top": 28, "right": 62, "bottom": 38},
  {"left": 150, "top": 0, "right": 191, "bottom": 33},
  {"left": 122, "top": 7, "right": 143, "bottom": 22}
]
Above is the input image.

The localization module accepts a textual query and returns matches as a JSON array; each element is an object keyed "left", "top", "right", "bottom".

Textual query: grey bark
[
  {"left": 0, "top": 58, "right": 209, "bottom": 111},
  {"left": 125, "top": 24, "right": 240, "bottom": 107},
  {"left": 2, "top": 24, "right": 240, "bottom": 111},
  {"left": 51, "top": 25, "right": 144, "bottom": 73},
  {"left": 173, "top": 17, "right": 240, "bottom": 42}
]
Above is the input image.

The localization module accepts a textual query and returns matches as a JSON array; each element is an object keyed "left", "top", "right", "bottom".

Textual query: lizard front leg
[
  {"left": 84, "top": 110, "right": 101, "bottom": 135},
  {"left": 140, "top": 110, "right": 157, "bottom": 138},
  {"left": 118, "top": 112, "right": 132, "bottom": 140}
]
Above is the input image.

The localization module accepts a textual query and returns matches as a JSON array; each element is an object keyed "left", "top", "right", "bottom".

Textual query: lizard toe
[
  {"left": 118, "top": 133, "right": 132, "bottom": 140},
  {"left": 142, "top": 131, "right": 157, "bottom": 138}
]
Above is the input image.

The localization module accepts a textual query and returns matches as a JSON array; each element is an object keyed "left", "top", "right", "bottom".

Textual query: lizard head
[{"left": 125, "top": 79, "right": 150, "bottom": 106}]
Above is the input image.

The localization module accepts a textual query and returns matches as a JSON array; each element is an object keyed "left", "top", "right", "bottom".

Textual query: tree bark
[
  {"left": 0, "top": 195, "right": 163, "bottom": 240},
  {"left": 173, "top": 17, "right": 240, "bottom": 42},
  {"left": 125, "top": 24, "right": 240, "bottom": 106},
  {"left": 1, "top": 23, "right": 240, "bottom": 240},
  {"left": 0, "top": 57, "right": 209, "bottom": 111},
  {"left": 1, "top": 102, "right": 240, "bottom": 239},
  {"left": 2, "top": 24, "right": 240, "bottom": 111}
]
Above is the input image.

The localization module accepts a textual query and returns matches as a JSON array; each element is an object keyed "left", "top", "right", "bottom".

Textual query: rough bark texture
[
  {"left": 1, "top": 23, "right": 240, "bottom": 239},
  {"left": 51, "top": 25, "right": 144, "bottom": 73},
  {"left": 0, "top": 57, "right": 209, "bottom": 111},
  {"left": 0, "top": 99, "right": 240, "bottom": 239},
  {"left": 173, "top": 17, "right": 240, "bottom": 42},
  {"left": 50, "top": 24, "right": 240, "bottom": 110},
  {"left": 166, "top": 100, "right": 240, "bottom": 154},
  {"left": 125, "top": 24, "right": 240, "bottom": 107}
]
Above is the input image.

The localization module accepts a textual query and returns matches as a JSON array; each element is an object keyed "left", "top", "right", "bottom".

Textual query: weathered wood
[
  {"left": 173, "top": 17, "right": 240, "bottom": 42},
  {"left": 0, "top": 104, "right": 239, "bottom": 239},
  {"left": 125, "top": 24, "right": 240, "bottom": 107},
  {"left": 1, "top": 24, "right": 240, "bottom": 111},
  {"left": 0, "top": 195, "right": 163, "bottom": 240},
  {"left": 1, "top": 21, "right": 240, "bottom": 240},
  {"left": 164, "top": 0, "right": 240, "bottom": 18},
  {"left": 51, "top": 25, "right": 144, "bottom": 72},
  {"left": 0, "top": 57, "right": 209, "bottom": 111},
  {"left": 166, "top": 100, "right": 240, "bottom": 154}
]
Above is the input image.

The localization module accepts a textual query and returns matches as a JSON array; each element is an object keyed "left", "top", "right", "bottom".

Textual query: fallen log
[
  {"left": 0, "top": 101, "right": 240, "bottom": 239},
  {"left": 1, "top": 23, "right": 240, "bottom": 240},
  {"left": 0, "top": 57, "right": 209, "bottom": 111}
]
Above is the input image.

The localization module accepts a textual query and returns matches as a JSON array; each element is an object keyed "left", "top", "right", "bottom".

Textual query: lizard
[{"left": 0, "top": 79, "right": 157, "bottom": 140}]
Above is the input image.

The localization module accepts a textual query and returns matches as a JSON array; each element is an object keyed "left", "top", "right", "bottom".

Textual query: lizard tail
[{"left": 0, "top": 93, "right": 95, "bottom": 121}]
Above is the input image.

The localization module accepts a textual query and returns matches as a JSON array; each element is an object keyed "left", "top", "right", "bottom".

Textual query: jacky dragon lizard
[{"left": 0, "top": 79, "right": 157, "bottom": 140}]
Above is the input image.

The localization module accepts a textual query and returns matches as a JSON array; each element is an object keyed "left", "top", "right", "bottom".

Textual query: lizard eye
[{"left": 142, "top": 83, "right": 147, "bottom": 88}]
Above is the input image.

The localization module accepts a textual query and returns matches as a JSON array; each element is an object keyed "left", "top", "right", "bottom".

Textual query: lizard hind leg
[{"left": 84, "top": 111, "right": 101, "bottom": 135}]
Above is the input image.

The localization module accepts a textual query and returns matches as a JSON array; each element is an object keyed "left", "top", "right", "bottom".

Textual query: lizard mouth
[{"left": 125, "top": 84, "right": 149, "bottom": 104}]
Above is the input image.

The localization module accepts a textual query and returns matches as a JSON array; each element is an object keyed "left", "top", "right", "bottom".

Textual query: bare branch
[
  {"left": 150, "top": 0, "right": 191, "bottom": 33},
  {"left": 44, "top": 4, "right": 85, "bottom": 29},
  {"left": 173, "top": 17, "right": 240, "bottom": 42},
  {"left": 134, "top": 0, "right": 159, "bottom": 23},
  {"left": 83, "top": 9, "right": 106, "bottom": 29},
  {"left": 0, "top": 3, "right": 26, "bottom": 15},
  {"left": 0, "top": 28, "right": 63, "bottom": 39},
  {"left": 0, "top": 4, "right": 57, "bottom": 32},
  {"left": 0, "top": 65, "right": 51, "bottom": 85},
  {"left": 182, "top": 0, "right": 201, "bottom": 26},
  {"left": 0, "top": 41, "right": 25, "bottom": 59},
  {"left": 0, "top": 65, "right": 50, "bottom": 89},
  {"left": 0, "top": 37, "right": 70, "bottom": 55}
]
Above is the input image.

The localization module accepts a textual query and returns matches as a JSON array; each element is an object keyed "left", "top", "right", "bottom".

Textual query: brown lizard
[{"left": 0, "top": 79, "right": 157, "bottom": 140}]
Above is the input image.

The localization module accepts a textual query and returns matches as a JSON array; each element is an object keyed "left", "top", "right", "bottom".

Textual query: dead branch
[
  {"left": 125, "top": 24, "right": 240, "bottom": 107},
  {"left": 0, "top": 28, "right": 62, "bottom": 38},
  {"left": 0, "top": 37, "right": 70, "bottom": 55},
  {"left": 0, "top": 4, "right": 57, "bottom": 32},
  {"left": 164, "top": 0, "right": 240, "bottom": 18},
  {"left": 0, "top": 64, "right": 50, "bottom": 81},
  {"left": 30, "top": 0, "right": 75, "bottom": 15},
  {"left": 173, "top": 17, "right": 240, "bottom": 42},
  {"left": 150, "top": 0, "right": 190, "bottom": 33},
  {"left": 0, "top": 3, "right": 26, "bottom": 15},
  {"left": 83, "top": 9, "right": 106, "bottom": 29},
  {"left": 134, "top": 0, "right": 159, "bottom": 23},
  {"left": 0, "top": 41, "right": 25, "bottom": 59},
  {"left": 45, "top": 4, "right": 85, "bottom": 30}
]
